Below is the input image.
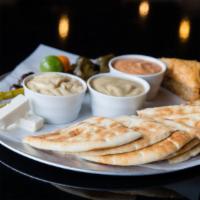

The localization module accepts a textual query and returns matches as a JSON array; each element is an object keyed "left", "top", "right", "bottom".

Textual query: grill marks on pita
[
  {"left": 23, "top": 103, "right": 200, "bottom": 166},
  {"left": 76, "top": 116, "right": 174, "bottom": 156},
  {"left": 80, "top": 131, "right": 193, "bottom": 166},
  {"left": 167, "top": 138, "right": 200, "bottom": 159},
  {"left": 23, "top": 117, "right": 141, "bottom": 152},
  {"left": 168, "top": 143, "right": 200, "bottom": 164},
  {"left": 137, "top": 105, "right": 200, "bottom": 118},
  {"left": 138, "top": 105, "right": 200, "bottom": 139}
]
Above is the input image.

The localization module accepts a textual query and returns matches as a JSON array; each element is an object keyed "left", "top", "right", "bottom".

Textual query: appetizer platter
[{"left": 0, "top": 44, "right": 199, "bottom": 176}]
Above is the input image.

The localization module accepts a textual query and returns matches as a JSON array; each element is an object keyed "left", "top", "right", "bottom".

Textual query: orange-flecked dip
[{"left": 113, "top": 59, "right": 162, "bottom": 75}]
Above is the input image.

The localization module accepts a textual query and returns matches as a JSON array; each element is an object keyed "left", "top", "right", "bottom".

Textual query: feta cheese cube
[
  {"left": 0, "top": 95, "right": 29, "bottom": 129},
  {"left": 18, "top": 114, "right": 44, "bottom": 132}
]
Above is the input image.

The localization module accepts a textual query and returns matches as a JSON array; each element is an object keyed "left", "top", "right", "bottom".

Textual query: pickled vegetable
[
  {"left": 73, "top": 57, "right": 98, "bottom": 80},
  {"left": 0, "top": 88, "right": 24, "bottom": 101},
  {"left": 97, "top": 54, "right": 114, "bottom": 73},
  {"left": 0, "top": 103, "right": 6, "bottom": 108}
]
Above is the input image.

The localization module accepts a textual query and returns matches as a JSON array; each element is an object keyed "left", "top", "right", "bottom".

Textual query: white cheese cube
[
  {"left": 18, "top": 114, "right": 44, "bottom": 132},
  {"left": 0, "top": 95, "right": 29, "bottom": 129}
]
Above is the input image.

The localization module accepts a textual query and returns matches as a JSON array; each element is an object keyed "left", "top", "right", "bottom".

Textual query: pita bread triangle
[
  {"left": 137, "top": 105, "right": 200, "bottom": 118},
  {"left": 168, "top": 143, "right": 200, "bottom": 164},
  {"left": 76, "top": 116, "right": 175, "bottom": 156},
  {"left": 167, "top": 138, "right": 200, "bottom": 159},
  {"left": 23, "top": 117, "right": 141, "bottom": 152},
  {"left": 152, "top": 119, "right": 200, "bottom": 139},
  {"left": 80, "top": 131, "right": 194, "bottom": 166},
  {"left": 138, "top": 107, "right": 200, "bottom": 139}
]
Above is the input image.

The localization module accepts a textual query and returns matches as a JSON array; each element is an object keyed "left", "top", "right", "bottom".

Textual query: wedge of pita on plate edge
[
  {"left": 155, "top": 118, "right": 200, "bottom": 140},
  {"left": 137, "top": 105, "right": 200, "bottom": 118},
  {"left": 160, "top": 113, "right": 200, "bottom": 127},
  {"left": 76, "top": 116, "right": 175, "bottom": 156},
  {"left": 167, "top": 138, "right": 200, "bottom": 159},
  {"left": 168, "top": 143, "right": 200, "bottom": 164},
  {"left": 80, "top": 131, "right": 194, "bottom": 166},
  {"left": 23, "top": 117, "right": 141, "bottom": 152},
  {"left": 124, "top": 114, "right": 200, "bottom": 139}
]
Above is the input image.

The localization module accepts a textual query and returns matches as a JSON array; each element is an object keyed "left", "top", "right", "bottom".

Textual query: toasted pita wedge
[
  {"left": 80, "top": 131, "right": 193, "bottom": 166},
  {"left": 23, "top": 117, "right": 141, "bottom": 152},
  {"left": 76, "top": 116, "right": 175, "bottom": 156},
  {"left": 160, "top": 113, "right": 200, "bottom": 128},
  {"left": 168, "top": 144, "right": 200, "bottom": 164},
  {"left": 163, "top": 113, "right": 200, "bottom": 138},
  {"left": 167, "top": 138, "right": 200, "bottom": 159},
  {"left": 137, "top": 106, "right": 200, "bottom": 136},
  {"left": 154, "top": 119, "right": 200, "bottom": 139},
  {"left": 137, "top": 105, "right": 200, "bottom": 118},
  {"left": 81, "top": 116, "right": 122, "bottom": 127}
]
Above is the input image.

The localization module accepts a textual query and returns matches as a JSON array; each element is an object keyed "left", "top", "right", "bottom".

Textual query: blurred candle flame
[
  {"left": 139, "top": 0, "right": 150, "bottom": 18},
  {"left": 58, "top": 14, "right": 69, "bottom": 40},
  {"left": 179, "top": 18, "right": 191, "bottom": 43}
]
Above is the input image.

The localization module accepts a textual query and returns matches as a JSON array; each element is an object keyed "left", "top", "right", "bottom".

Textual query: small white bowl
[
  {"left": 23, "top": 72, "right": 87, "bottom": 124},
  {"left": 109, "top": 55, "right": 167, "bottom": 100},
  {"left": 87, "top": 73, "right": 150, "bottom": 117}
]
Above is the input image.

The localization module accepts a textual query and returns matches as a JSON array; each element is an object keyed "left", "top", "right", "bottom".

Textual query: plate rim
[
  {"left": 0, "top": 137, "right": 172, "bottom": 176},
  {"left": 0, "top": 66, "right": 199, "bottom": 177}
]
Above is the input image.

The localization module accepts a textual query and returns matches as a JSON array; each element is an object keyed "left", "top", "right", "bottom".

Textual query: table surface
[{"left": 0, "top": 0, "right": 200, "bottom": 199}]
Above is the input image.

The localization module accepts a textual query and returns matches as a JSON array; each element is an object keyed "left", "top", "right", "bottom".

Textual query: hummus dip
[
  {"left": 90, "top": 76, "right": 144, "bottom": 97},
  {"left": 27, "top": 73, "right": 83, "bottom": 96},
  {"left": 113, "top": 58, "right": 161, "bottom": 75}
]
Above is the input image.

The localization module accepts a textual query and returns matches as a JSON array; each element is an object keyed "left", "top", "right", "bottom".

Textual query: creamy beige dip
[
  {"left": 27, "top": 74, "right": 83, "bottom": 96},
  {"left": 113, "top": 59, "right": 161, "bottom": 75},
  {"left": 90, "top": 76, "right": 144, "bottom": 97}
]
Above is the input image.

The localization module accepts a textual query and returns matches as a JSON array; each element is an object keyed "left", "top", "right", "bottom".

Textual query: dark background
[
  {"left": 0, "top": 0, "right": 200, "bottom": 76},
  {"left": 0, "top": 0, "right": 200, "bottom": 199}
]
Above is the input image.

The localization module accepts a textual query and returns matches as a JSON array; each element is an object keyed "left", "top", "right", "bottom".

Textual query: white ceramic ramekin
[
  {"left": 23, "top": 72, "right": 87, "bottom": 124},
  {"left": 109, "top": 55, "right": 167, "bottom": 100},
  {"left": 87, "top": 73, "right": 150, "bottom": 117}
]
